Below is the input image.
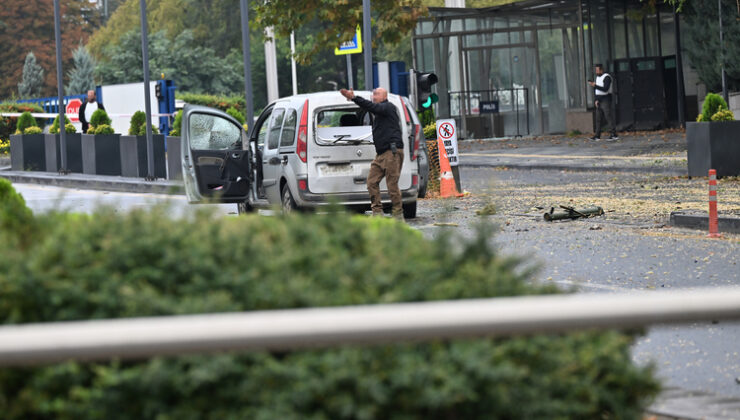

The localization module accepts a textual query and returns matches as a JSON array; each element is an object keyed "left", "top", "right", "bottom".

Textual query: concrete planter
[
  {"left": 81, "top": 134, "right": 122, "bottom": 176},
  {"left": 165, "top": 136, "right": 182, "bottom": 180},
  {"left": 686, "top": 121, "right": 740, "bottom": 178},
  {"left": 9, "top": 134, "right": 46, "bottom": 171},
  {"left": 120, "top": 135, "right": 166, "bottom": 178},
  {"left": 44, "top": 133, "right": 83, "bottom": 173}
]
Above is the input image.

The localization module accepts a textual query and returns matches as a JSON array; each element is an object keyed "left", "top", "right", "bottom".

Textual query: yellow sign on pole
[{"left": 334, "top": 26, "right": 363, "bottom": 55}]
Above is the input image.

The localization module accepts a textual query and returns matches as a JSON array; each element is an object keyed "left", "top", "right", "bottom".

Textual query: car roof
[{"left": 269, "top": 91, "right": 406, "bottom": 109}]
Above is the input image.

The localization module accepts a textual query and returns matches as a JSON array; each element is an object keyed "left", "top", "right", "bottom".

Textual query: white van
[{"left": 181, "top": 91, "right": 421, "bottom": 218}]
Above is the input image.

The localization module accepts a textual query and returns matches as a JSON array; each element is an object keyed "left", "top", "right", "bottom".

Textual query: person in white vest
[
  {"left": 78, "top": 90, "right": 105, "bottom": 134},
  {"left": 588, "top": 64, "right": 618, "bottom": 141}
]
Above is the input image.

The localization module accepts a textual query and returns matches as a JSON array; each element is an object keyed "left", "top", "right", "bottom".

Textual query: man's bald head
[{"left": 372, "top": 87, "right": 388, "bottom": 103}]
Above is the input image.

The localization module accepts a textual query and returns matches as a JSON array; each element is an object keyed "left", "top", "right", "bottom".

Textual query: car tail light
[
  {"left": 297, "top": 99, "right": 309, "bottom": 163},
  {"left": 411, "top": 123, "right": 421, "bottom": 161},
  {"left": 298, "top": 179, "right": 308, "bottom": 191},
  {"left": 412, "top": 174, "right": 418, "bottom": 186}
]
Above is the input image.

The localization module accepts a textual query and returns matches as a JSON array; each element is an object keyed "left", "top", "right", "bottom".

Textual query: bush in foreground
[{"left": 0, "top": 182, "right": 659, "bottom": 419}]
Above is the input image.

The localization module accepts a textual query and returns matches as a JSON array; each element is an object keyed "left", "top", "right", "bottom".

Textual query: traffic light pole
[
  {"left": 139, "top": 0, "right": 155, "bottom": 180},
  {"left": 362, "top": 0, "right": 372, "bottom": 91},
  {"left": 53, "top": 0, "right": 67, "bottom": 174},
  {"left": 240, "top": 0, "right": 254, "bottom": 127}
]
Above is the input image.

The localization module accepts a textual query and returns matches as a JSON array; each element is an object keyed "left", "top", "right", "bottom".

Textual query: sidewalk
[{"left": 458, "top": 130, "right": 688, "bottom": 175}]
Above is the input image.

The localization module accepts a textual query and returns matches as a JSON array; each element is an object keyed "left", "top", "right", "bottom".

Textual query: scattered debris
[
  {"left": 589, "top": 225, "right": 603, "bottom": 230},
  {"left": 476, "top": 203, "right": 497, "bottom": 216},
  {"left": 433, "top": 222, "right": 459, "bottom": 227},
  {"left": 544, "top": 205, "right": 605, "bottom": 221}
]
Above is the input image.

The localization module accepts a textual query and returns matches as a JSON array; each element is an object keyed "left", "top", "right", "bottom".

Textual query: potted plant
[
  {"left": 9, "top": 111, "right": 46, "bottom": 171},
  {"left": 686, "top": 93, "right": 740, "bottom": 178},
  {"left": 81, "top": 108, "right": 121, "bottom": 176},
  {"left": 120, "top": 111, "right": 166, "bottom": 178},
  {"left": 165, "top": 109, "right": 183, "bottom": 180},
  {"left": 44, "top": 114, "right": 82, "bottom": 173}
]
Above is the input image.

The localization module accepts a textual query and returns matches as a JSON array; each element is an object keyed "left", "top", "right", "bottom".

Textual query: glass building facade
[{"left": 413, "top": 0, "right": 689, "bottom": 137}]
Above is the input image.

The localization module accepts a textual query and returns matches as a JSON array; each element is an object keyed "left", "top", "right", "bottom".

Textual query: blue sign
[{"left": 335, "top": 26, "right": 363, "bottom": 55}]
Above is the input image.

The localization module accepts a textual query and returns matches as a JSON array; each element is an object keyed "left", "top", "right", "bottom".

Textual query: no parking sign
[{"left": 436, "top": 119, "right": 459, "bottom": 166}]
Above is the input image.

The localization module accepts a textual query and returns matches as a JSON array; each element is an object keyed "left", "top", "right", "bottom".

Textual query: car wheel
[
  {"left": 403, "top": 201, "right": 417, "bottom": 219},
  {"left": 281, "top": 185, "right": 297, "bottom": 213},
  {"left": 237, "top": 200, "right": 254, "bottom": 215}
]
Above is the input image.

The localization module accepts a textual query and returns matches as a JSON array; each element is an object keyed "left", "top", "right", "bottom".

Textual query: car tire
[
  {"left": 281, "top": 184, "right": 297, "bottom": 213},
  {"left": 403, "top": 201, "right": 417, "bottom": 219},
  {"left": 237, "top": 200, "right": 254, "bottom": 215}
]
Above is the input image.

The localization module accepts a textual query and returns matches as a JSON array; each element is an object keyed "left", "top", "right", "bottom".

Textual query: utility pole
[
  {"left": 139, "top": 0, "right": 155, "bottom": 180},
  {"left": 362, "top": 0, "right": 372, "bottom": 90},
  {"left": 239, "top": 0, "right": 254, "bottom": 127},
  {"left": 674, "top": 5, "right": 686, "bottom": 127},
  {"left": 719, "top": 0, "right": 729, "bottom": 103},
  {"left": 53, "top": 0, "right": 67, "bottom": 174}
]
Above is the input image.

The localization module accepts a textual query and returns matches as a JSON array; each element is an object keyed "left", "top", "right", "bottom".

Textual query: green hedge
[
  {"left": 0, "top": 102, "right": 45, "bottom": 139},
  {"left": 177, "top": 92, "right": 246, "bottom": 114},
  {"left": 0, "top": 180, "right": 659, "bottom": 419}
]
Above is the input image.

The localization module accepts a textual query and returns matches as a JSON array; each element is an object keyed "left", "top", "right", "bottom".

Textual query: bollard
[{"left": 708, "top": 169, "right": 721, "bottom": 238}]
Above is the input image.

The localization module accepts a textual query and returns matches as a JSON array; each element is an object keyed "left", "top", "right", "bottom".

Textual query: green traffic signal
[{"left": 421, "top": 93, "right": 439, "bottom": 109}]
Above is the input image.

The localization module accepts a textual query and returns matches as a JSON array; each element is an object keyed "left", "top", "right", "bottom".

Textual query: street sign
[
  {"left": 436, "top": 119, "right": 459, "bottom": 166},
  {"left": 335, "top": 26, "right": 363, "bottom": 55},
  {"left": 66, "top": 98, "right": 82, "bottom": 122},
  {"left": 480, "top": 100, "right": 500, "bottom": 114}
]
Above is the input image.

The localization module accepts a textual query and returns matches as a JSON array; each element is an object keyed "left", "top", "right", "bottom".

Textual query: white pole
[
  {"left": 290, "top": 32, "right": 298, "bottom": 96},
  {"left": 1, "top": 288, "right": 740, "bottom": 366},
  {"left": 264, "top": 26, "right": 279, "bottom": 103}
]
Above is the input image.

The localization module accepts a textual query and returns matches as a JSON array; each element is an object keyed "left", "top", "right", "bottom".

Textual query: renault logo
[{"left": 356, "top": 149, "right": 363, "bottom": 157}]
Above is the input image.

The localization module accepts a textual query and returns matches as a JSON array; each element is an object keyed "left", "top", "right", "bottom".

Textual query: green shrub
[
  {"left": 226, "top": 106, "right": 245, "bottom": 124},
  {"left": 14, "top": 111, "right": 37, "bottom": 134},
  {"left": 177, "top": 92, "right": 245, "bottom": 114},
  {"left": 138, "top": 124, "right": 159, "bottom": 135},
  {"left": 93, "top": 124, "right": 114, "bottom": 135},
  {"left": 0, "top": 102, "right": 44, "bottom": 139},
  {"left": 170, "top": 109, "right": 183, "bottom": 136},
  {"left": 418, "top": 108, "right": 435, "bottom": 127},
  {"left": 64, "top": 123, "right": 76, "bottom": 133},
  {"left": 23, "top": 126, "right": 42, "bottom": 134},
  {"left": 0, "top": 138, "right": 9, "bottom": 155},
  {"left": 128, "top": 111, "right": 147, "bottom": 135},
  {"left": 89, "top": 108, "right": 112, "bottom": 129},
  {"left": 711, "top": 106, "right": 735, "bottom": 122},
  {"left": 699, "top": 93, "right": 729, "bottom": 122},
  {"left": 49, "top": 115, "right": 74, "bottom": 134},
  {"left": 423, "top": 122, "right": 437, "bottom": 139},
  {"left": 0, "top": 178, "right": 35, "bottom": 246},
  {"left": 0, "top": 185, "right": 660, "bottom": 419}
]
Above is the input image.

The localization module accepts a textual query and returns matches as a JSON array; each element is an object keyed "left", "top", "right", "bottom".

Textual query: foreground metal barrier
[{"left": 1, "top": 288, "right": 740, "bottom": 366}]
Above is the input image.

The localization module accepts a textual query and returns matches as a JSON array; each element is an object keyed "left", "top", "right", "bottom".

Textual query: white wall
[{"left": 100, "top": 82, "right": 159, "bottom": 135}]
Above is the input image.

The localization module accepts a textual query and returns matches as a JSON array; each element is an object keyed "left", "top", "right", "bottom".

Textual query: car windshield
[{"left": 315, "top": 107, "right": 373, "bottom": 146}]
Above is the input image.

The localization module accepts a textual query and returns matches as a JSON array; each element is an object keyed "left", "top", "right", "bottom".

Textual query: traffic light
[{"left": 416, "top": 71, "right": 438, "bottom": 110}]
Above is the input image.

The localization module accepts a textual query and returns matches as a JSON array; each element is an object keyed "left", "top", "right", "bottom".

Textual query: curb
[
  {"left": 0, "top": 170, "right": 183, "bottom": 195},
  {"left": 670, "top": 211, "right": 740, "bottom": 234},
  {"left": 460, "top": 161, "right": 686, "bottom": 175}
]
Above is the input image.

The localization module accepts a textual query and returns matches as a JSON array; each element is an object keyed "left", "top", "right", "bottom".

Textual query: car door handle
[
  {"left": 281, "top": 155, "right": 288, "bottom": 165},
  {"left": 268, "top": 157, "right": 281, "bottom": 165}
]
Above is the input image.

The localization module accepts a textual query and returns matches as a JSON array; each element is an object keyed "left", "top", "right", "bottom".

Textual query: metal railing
[{"left": 1, "top": 288, "right": 739, "bottom": 366}]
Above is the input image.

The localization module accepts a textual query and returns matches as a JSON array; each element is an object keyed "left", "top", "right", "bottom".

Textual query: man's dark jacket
[
  {"left": 78, "top": 100, "right": 105, "bottom": 133},
  {"left": 351, "top": 96, "right": 403, "bottom": 155}
]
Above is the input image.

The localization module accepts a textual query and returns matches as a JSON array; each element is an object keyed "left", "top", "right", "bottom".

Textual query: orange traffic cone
[{"left": 437, "top": 138, "right": 463, "bottom": 198}]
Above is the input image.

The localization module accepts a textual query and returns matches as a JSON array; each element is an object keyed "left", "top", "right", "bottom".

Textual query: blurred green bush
[{"left": 0, "top": 181, "right": 659, "bottom": 419}]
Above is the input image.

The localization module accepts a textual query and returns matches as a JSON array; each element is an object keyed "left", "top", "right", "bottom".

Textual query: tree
[
  {"left": 65, "top": 44, "right": 96, "bottom": 95},
  {"left": 0, "top": 0, "right": 101, "bottom": 100},
  {"left": 683, "top": 0, "right": 740, "bottom": 91},
  {"left": 17, "top": 52, "right": 45, "bottom": 98},
  {"left": 254, "top": 0, "right": 427, "bottom": 64}
]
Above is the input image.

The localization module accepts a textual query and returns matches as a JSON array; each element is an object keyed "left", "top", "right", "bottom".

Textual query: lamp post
[
  {"left": 139, "top": 0, "right": 155, "bottom": 180},
  {"left": 719, "top": 0, "right": 729, "bottom": 103},
  {"left": 362, "top": 0, "right": 372, "bottom": 90},
  {"left": 240, "top": 0, "right": 254, "bottom": 127},
  {"left": 53, "top": 0, "right": 67, "bottom": 174}
]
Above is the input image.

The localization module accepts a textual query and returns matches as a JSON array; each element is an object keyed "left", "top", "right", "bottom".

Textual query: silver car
[{"left": 181, "top": 91, "right": 420, "bottom": 218}]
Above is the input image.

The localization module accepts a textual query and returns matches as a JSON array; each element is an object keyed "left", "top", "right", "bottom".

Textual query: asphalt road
[{"left": 11, "top": 170, "right": 740, "bottom": 399}]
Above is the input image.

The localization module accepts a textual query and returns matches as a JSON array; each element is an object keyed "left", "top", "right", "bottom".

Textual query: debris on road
[{"left": 544, "top": 205, "right": 605, "bottom": 221}]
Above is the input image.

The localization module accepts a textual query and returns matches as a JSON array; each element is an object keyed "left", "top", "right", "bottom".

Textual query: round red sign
[
  {"left": 66, "top": 98, "right": 83, "bottom": 123},
  {"left": 438, "top": 122, "right": 454, "bottom": 140}
]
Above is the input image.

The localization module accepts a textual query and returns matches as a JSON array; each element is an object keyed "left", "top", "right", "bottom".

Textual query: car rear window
[{"left": 315, "top": 107, "right": 372, "bottom": 146}]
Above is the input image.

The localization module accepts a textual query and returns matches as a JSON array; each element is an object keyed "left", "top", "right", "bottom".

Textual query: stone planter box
[
  {"left": 166, "top": 136, "right": 182, "bottom": 180},
  {"left": 81, "top": 134, "right": 122, "bottom": 176},
  {"left": 9, "top": 134, "right": 46, "bottom": 171},
  {"left": 120, "top": 134, "right": 166, "bottom": 178},
  {"left": 686, "top": 121, "right": 740, "bottom": 178},
  {"left": 44, "top": 133, "right": 83, "bottom": 173}
]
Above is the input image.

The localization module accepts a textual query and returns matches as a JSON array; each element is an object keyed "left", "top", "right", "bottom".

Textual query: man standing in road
[
  {"left": 78, "top": 89, "right": 105, "bottom": 134},
  {"left": 588, "top": 64, "right": 618, "bottom": 141},
  {"left": 339, "top": 87, "right": 404, "bottom": 220}
]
